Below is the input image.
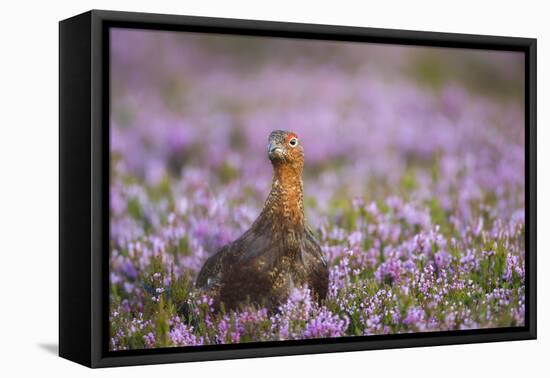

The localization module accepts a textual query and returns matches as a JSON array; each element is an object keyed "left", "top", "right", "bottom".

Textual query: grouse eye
[{"left": 289, "top": 137, "right": 298, "bottom": 147}]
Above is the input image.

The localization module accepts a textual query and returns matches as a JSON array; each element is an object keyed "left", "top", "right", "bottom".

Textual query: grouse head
[{"left": 267, "top": 130, "right": 304, "bottom": 172}]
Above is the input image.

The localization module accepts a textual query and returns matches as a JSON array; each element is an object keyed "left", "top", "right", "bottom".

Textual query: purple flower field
[{"left": 109, "top": 29, "right": 525, "bottom": 350}]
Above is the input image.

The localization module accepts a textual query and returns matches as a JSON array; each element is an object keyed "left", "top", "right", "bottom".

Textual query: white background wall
[{"left": 0, "top": 0, "right": 546, "bottom": 376}]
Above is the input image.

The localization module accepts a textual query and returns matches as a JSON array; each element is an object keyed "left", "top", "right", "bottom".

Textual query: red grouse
[{"left": 195, "top": 130, "right": 328, "bottom": 311}]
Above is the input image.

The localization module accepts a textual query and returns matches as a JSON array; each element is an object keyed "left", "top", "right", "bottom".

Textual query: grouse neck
[{"left": 263, "top": 163, "right": 305, "bottom": 230}]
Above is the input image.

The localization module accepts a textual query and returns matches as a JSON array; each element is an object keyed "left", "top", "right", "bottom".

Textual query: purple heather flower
[
  {"left": 348, "top": 231, "right": 363, "bottom": 248},
  {"left": 170, "top": 321, "right": 204, "bottom": 346},
  {"left": 404, "top": 306, "right": 425, "bottom": 329},
  {"left": 434, "top": 251, "right": 451, "bottom": 270},
  {"left": 143, "top": 332, "right": 156, "bottom": 348},
  {"left": 375, "top": 258, "right": 403, "bottom": 284}
]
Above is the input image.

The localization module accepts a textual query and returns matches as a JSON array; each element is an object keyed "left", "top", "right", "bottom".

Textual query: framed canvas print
[{"left": 59, "top": 10, "right": 537, "bottom": 368}]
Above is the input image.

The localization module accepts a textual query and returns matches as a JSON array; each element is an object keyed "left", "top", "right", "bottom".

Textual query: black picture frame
[{"left": 59, "top": 9, "right": 537, "bottom": 368}]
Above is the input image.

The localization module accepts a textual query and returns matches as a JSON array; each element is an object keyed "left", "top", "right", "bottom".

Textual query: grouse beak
[{"left": 268, "top": 142, "right": 284, "bottom": 161}]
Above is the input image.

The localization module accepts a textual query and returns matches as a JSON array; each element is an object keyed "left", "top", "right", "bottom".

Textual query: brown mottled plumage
[{"left": 195, "top": 130, "right": 328, "bottom": 311}]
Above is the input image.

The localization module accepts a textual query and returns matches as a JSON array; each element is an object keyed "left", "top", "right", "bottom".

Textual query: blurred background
[{"left": 110, "top": 28, "right": 524, "bottom": 237}]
